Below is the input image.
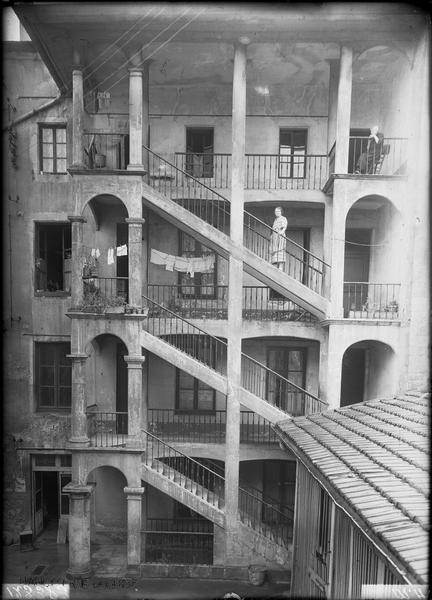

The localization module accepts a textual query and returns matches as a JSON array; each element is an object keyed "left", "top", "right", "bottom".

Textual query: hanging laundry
[
  {"left": 95, "top": 248, "right": 100, "bottom": 259},
  {"left": 150, "top": 248, "right": 215, "bottom": 276},
  {"left": 116, "top": 244, "right": 128, "bottom": 256},
  {"left": 150, "top": 248, "right": 169, "bottom": 265},
  {"left": 91, "top": 248, "right": 96, "bottom": 257},
  {"left": 107, "top": 248, "right": 114, "bottom": 265}
]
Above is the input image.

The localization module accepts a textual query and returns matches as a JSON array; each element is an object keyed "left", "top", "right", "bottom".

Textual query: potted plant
[
  {"left": 104, "top": 295, "right": 126, "bottom": 314},
  {"left": 385, "top": 300, "right": 399, "bottom": 317}
]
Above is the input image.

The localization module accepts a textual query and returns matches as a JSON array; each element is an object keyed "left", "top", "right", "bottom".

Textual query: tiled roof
[{"left": 273, "top": 394, "right": 429, "bottom": 584}]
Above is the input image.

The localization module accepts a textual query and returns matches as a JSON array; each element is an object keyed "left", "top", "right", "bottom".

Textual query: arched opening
[
  {"left": 86, "top": 466, "right": 128, "bottom": 561},
  {"left": 85, "top": 334, "right": 129, "bottom": 444},
  {"left": 340, "top": 340, "right": 396, "bottom": 407},
  {"left": 82, "top": 194, "right": 130, "bottom": 307},
  {"left": 344, "top": 196, "right": 402, "bottom": 318}
]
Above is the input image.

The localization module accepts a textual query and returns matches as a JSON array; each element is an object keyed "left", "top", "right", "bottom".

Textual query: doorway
[
  {"left": 185, "top": 127, "right": 214, "bottom": 178},
  {"left": 348, "top": 128, "right": 370, "bottom": 173},
  {"left": 344, "top": 229, "right": 371, "bottom": 312},
  {"left": 266, "top": 347, "right": 306, "bottom": 415},
  {"left": 33, "top": 461, "right": 72, "bottom": 538},
  {"left": 116, "top": 342, "right": 128, "bottom": 434},
  {"left": 340, "top": 347, "right": 366, "bottom": 406}
]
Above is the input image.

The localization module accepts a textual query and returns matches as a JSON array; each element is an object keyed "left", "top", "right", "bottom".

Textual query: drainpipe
[{"left": 2, "top": 94, "right": 64, "bottom": 131}]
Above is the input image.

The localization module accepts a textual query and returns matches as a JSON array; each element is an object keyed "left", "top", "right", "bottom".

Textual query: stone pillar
[
  {"left": 128, "top": 68, "right": 144, "bottom": 170},
  {"left": 125, "top": 217, "right": 145, "bottom": 307},
  {"left": 68, "top": 215, "right": 86, "bottom": 307},
  {"left": 327, "top": 59, "right": 339, "bottom": 155},
  {"left": 328, "top": 189, "right": 346, "bottom": 318},
  {"left": 225, "top": 39, "right": 248, "bottom": 562},
  {"left": 71, "top": 68, "right": 86, "bottom": 169},
  {"left": 322, "top": 199, "right": 333, "bottom": 302},
  {"left": 334, "top": 46, "right": 353, "bottom": 174},
  {"left": 64, "top": 483, "right": 93, "bottom": 578},
  {"left": 67, "top": 353, "right": 89, "bottom": 445},
  {"left": 124, "top": 355, "right": 145, "bottom": 446},
  {"left": 325, "top": 325, "right": 344, "bottom": 409},
  {"left": 124, "top": 487, "right": 145, "bottom": 566},
  {"left": 142, "top": 61, "right": 150, "bottom": 148}
]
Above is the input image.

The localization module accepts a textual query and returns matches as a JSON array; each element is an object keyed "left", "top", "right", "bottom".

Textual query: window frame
[
  {"left": 185, "top": 126, "right": 214, "bottom": 178},
  {"left": 278, "top": 128, "right": 308, "bottom": 179},
  {"left": 38, "top": 123, "right": 67, "bottom": 174},
  {"left": 35, "top": 342, "right": 72, "bottom": 411},
  {"left": 34, "top": 222, "right": 72, "bottom": 296},
  {"left": 178, "top": 231, "right": 217, "bottom": 299},
  {"left": 175, "top": 368, "right": 216, "bottom": 414}
]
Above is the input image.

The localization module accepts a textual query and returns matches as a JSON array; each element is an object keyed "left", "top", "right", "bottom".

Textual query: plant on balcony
[
  {"left": 83, "top": 254, "right": 99, "bottom": 278},
  {"left": 385, "top": 300, "right": 399, "bottom": 314},
  {"left": 78, "top": 288, "right": 126, "bottom": 314},
  {"left": 125, "top": 303, "right": 147, "bottom": 315}
]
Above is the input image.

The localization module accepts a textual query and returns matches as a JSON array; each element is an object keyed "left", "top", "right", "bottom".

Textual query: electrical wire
[{"left": 342, "top": 239, "right": 389, "bottom": 247}]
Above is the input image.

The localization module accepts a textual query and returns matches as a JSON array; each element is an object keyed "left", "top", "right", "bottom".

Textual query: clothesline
[{"left": 150, "top": 248, "right": 215, "bottom": 278}]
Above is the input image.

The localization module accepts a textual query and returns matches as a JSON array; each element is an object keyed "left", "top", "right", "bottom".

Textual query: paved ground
[{"left": 2, "top": 530, "right": 290, "bottom": 600}]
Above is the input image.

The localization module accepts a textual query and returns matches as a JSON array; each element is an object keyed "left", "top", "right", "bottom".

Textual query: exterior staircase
[
  {"left": 142, "top": 146, "right": 329, "bottom": 319},
  {"left": 141, "top": 430, "right": 292, "bottom": 565},
  {"left": 142, "top": 296, "right": 327, "bottom": 422}
]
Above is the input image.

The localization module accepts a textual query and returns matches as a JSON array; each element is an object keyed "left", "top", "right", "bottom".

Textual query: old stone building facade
[{"left": 3, "top": 2, "right": 429, "bottom": 590}]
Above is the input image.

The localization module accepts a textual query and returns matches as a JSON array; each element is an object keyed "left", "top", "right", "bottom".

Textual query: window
[
  {"left": 185, "top": 127, "right": 214, "bottom": 178},
  {"left": 178, "top": 232, "right": 217, "bottom": 299},
  {"left": 35, "top": 343, "right": 71, "bottom": 410},
  {"left": 35, "top": 223, "right": 72, "bottom": 294},
  {"left": 39, "top": 124, "right": 67, "bottom": 173},
  {"left": 279, "top": 129, "right": 307, "bottom": 178},
  {"left": 176, "top": 369, "right": 216, "bottom": 413}
]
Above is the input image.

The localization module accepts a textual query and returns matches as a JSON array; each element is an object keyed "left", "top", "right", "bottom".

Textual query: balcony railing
[
  {"left": 83, "top": 133, "right": 129, "bottom": 170},
  {"left": 86, "top": 410, "right": 128, "bottom": 447},
  {"left": 143, "top": 518, "right": 213, "bottom": 565},
  {"left": 174, "top": 152, "right": 327, "bottom": 190},
  {"left": 81, "top": 276, "right": 128, "bottom": 310},
  {"left": 146, "top": 284, "right": 316, "bottom": 322},
  {"left": 343, "top": 282, "right": 400, "bottom": 319},
  {"left": 349, "top": 137, "right": 407, "bottom": 175},
  {"left": 147, "top": 409, "right": 278, "bottom": 444},
  {"left": 241, "top": 353, "right": 326, "bottom": 416}
]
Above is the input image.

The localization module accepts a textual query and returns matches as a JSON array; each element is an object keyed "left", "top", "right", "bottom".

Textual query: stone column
[
  {"left": 64, "top": 483, "right": 93, "bottom": 578},
  {"left": 128, "top": 68, "right": 144, "bottom": 170},
  {"left": 334, "top": 46, "right": 353, "bottom": 174},
  {"left": 325, "top": 325, "right": 344, "bottom": 409},
  {"left": 67, "top": 353, "right": 89, "bottom": 445},
  {"left": 322, "top": 198, "right": 333, "bottom": 302},
  {"left": 71, "top": 68, "right": 86, "bottom": 169},
  {"left": 124, "top": 487, "right": 145, "bottom": 566},
  {"left": 142, "top": 60, "right": 151, "bottom": 176},
  {"left": 125, "top": 217, "right": 145, "bottom": 307},
  {"left": 328, "top": 187, "right": 346, "bottom": 318},
  {"left": 327, "top": 59, "right": 339, "bottom": 156},
  {"left": 68, "top": 215, "right": 86, "bottom": 308},
  {"left": 225, "top": 39, "right": 248, "bottom": 562},
  {"left": 124, "top": 355, "right": 145, "bottom": 446}
]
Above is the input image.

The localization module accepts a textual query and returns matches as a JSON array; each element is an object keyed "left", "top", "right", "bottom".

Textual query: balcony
[
  {"left": 83, "top": 133, "right": 129, "bottom": 171},
  {"left": 343, "top": 282, "right": 400, "bottom": 319},
  {"left": 87, "top": 410, "right": 128, "bottom": 447},
  {"left": 146, "top": 284, "right": 316, "bottom": 323},
  {"left": 147, "top": 409, "right": 278, "bottom": 444},
  {"left": 174, "top": 152, "right": 328, "bottom": 190},
  {"left": 79, "top": 276, "right": 129, "bottom": 313}
]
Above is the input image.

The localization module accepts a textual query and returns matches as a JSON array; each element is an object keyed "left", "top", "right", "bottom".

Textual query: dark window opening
[
  {"left": 279, "top": 129, "right": 307, "bottom": 179},
  {"left": 178, "top": 232, "right": 217, "bottom": 299},
  {"left": 185, "top": 127, "right": 214, "bottom": 178},
  {"left": 35, "top": 223, "right": 71, "bottom": 294},
  {"left": 39, "top": 124, "right": 67, "bottom": 174},
  {"left": 176, "top": 368, "right": 216, "bottom": 413},
  {"left": 35, "top": 342, "right": 71, "bottom": 410},
  {"left": 266, "top": 347, "right": 307, "bottom": 415}
]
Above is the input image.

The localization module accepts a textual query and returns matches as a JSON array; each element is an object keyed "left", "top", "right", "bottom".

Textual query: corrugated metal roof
[{"left": 273, "top": 394, "right": 429, "bottom": 584}]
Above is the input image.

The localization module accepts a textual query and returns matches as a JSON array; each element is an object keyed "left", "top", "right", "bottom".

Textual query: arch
[
  {"left": 340, "top": 339, "right": 396, "bottom": 407},
  {"left": 84, "top": 332, "right": 130, "bottom": 356},
  {"left": 81, "top": 193, "right": 129, "bottom": 227},
  {"left": 345, "top": 193, "right": 400, "bottom": 222},
  {"left": 354, "top": 44, "right": 412, "bottom": 70}
]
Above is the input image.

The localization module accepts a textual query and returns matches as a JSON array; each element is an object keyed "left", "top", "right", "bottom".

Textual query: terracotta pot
[{"left": 248, "top": 565, "right": 266, "bottom": 586}]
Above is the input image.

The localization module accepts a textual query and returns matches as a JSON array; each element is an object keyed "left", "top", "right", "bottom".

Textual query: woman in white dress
[{"left": 270, "top": 206, "right": 288, "bottom": 270}]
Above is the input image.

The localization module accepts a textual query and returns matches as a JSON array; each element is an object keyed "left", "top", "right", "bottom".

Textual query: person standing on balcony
[
  {"left": 270, "top": 206, "right": 288, "bottom": 270},
  {"left": 355, "top": 126, "right": 384, "bottom": 174}
]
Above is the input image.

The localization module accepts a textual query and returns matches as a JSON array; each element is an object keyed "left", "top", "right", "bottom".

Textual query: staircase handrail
[
  {"left": 241, "top": 352, "right": 327, "bottom": 407},
  {"left": 143, "top": 145, "right": 328, "bottom": 271},
  {"left": 143, "top": 429, "right": 227, "bottom": 483},
  {"left": 142, "top": 294, "right": 228, "bottom": 349},
  {"left": 143, "top": 144, "right": 231, "bottom": 210}
]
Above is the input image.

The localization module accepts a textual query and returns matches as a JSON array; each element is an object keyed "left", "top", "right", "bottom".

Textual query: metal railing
[
  {"left": 147, "top": 409, "right": 279, "bottom": 444},
  {"left": 174, "top": 152, "right": 231, "bottom": 188},
  {"left": 86, "top": 410, "right": 128, "bottom": 447},
  {"left": 144, "top": 147, "right": 326, "bottom": 296},
  {"left": 83, "top": 132, "right": 129, "bottom": 170},
  {"left": 348, "top": 137, "right": 407, "bottom": 175},
  {"left": 82, "top": 276, "right": 128, "bottom": 309},
  {"left": 245, "top": 154, "right": 328, "bottom": 190},
  {"left": 144, "top": 430, "right": 225, "bottom": 508},
  {"left": 143, "top": 294, "right": 227, "bottom": 371},
  {"left": 143, "top": 146, "right": 231, "bottom": 232},
  {"left": 144, "top": 295, "right": 324, "bottom": 417},
  {"left": 243, "top": 212, "right": 328, "bottom": 295},
  {"left": 146, "top": 284, "right": 316, "bottom": 322},
  {"left": 238, "top": 486, "right": 293, "bottom": 546},
  {"left": 143, "top": 518, "right": 213, "bottom": 564},
  {"left": 241, "top": 353, "right": 327, "bottom": 417},
  {"left": 343, "top": 282, "right": 400, "bottom": 319}
]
